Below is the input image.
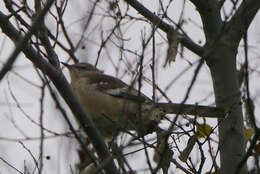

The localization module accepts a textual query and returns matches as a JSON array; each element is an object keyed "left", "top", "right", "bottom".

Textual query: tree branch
[
  {"left": 124, "top": 0, "right": 204, "bottom": 57},
  {"left": 189, "top": 0, "right": 223, "bottom": 41},
  {"left": 157, "top": 103, "right": 225, "bottom": 118},
  {"left": 0, "top": 0, "right": 54, "bottom": 81},
  {"left": 226, "top": 0, "right": 260, "bottom": 43},
  {"left": 0, "top": 11, "right": 119, "bottom": 174}
]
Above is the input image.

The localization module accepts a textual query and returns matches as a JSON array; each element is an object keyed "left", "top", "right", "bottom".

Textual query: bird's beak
[{"left": 61, "top": 62, "right": 71, "bottom": 68}]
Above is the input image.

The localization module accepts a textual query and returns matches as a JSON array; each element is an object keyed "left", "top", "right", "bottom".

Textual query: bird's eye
[
  {"left": 74, "top": 63, "right": 97, "bottom": 71},
  {"left": 75, "top": 65, "right": 88, "bottom": 70}
]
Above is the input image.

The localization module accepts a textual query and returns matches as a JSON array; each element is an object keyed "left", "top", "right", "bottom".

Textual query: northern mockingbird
[{"left": 62, "top": 62, "right": 162, "bottom": 139}]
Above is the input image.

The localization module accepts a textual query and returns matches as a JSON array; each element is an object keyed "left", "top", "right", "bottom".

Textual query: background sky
[{"left": 0, "top": 0, "right": 260, "bottom": 173}]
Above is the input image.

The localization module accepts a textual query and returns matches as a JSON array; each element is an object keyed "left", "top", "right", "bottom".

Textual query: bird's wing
[{"left": 85, "top": 73, "right": 151, "bottom": 103}]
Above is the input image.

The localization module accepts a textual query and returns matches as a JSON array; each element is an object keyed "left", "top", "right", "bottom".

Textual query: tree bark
[{"left": 206, "top": 38, "right": 247, "bottom": 174}]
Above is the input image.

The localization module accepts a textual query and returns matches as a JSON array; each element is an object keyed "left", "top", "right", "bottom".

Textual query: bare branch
[
  {"left": 0, "top": 0, "right": 54, "bottom": 81},
  {"left": 124, "top": 0, "right": 204, "bottom": 56},
  {"left": 189, "top": 0, "right": 223, "bottom": 41},
  {"left": 157, "top": 103, "right": 225, "bottom": 118},
  {"left": 0, "top": 11, "right": 119, "bottom": 174},
  {"left": 225, "top": 0, "right": 260, "bottom": 43}
]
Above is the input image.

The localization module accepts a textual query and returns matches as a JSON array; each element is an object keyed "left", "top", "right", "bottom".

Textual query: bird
[{"left": 62, "top": 62, "right": 163, "bottom": 139}]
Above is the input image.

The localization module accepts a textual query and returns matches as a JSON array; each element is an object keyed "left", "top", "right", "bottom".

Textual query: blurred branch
[
  {"left": 0, "top": 156, "right": 23, "bottom": 174},
  {"left": 188, "top": 0, "right": 222, "bottom": 41},
  {"left": 124, "top": 0, "right": 204, "bottom": 57},
  {"left": 218, "top": 0, "right": 226, "bottom": 9},
  {"left": 225, "top": 0, "right": 260, "bottom": 44},
  {"left": 156, "top": 103, "right": 225, "bottom": 118},
  {"left": 235, "top": 129, "right": 260, "bottom": 174},
  {"left": 0, "top": 11, "right": 119, "bottom": 174},
  {"left": 0, "top": 0, "right": 54, "bottom": 81},
  {"left": 171, "top": 158, "right": 193, "bottom": 174}
]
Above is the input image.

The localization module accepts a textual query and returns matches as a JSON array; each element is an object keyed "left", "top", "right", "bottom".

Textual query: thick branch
[
  {"left": 124, "top": 0, "right": 204, "bottom": 57},
  {"left": 189, "top": 0, "right": 223, "bottom": 41},
  {"left": 157, "top": 103, "right": 225, "bottom": 118},
  {"left": 226, "top": 0, "right": 260, "bottom": 43},
  {"left": 0, "top": 11, "right": 119, "bottom": 174}
]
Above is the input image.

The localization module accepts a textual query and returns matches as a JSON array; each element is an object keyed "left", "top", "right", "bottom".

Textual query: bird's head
[{"left": 62, "top": 62, "right": 103, "bottom": 79}]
